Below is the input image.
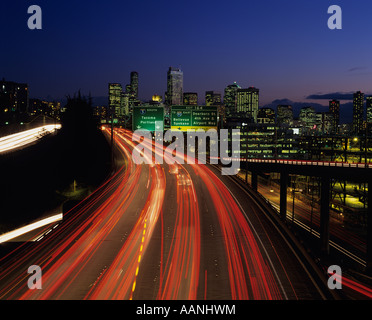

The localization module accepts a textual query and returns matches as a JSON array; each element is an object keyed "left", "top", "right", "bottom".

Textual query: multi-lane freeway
[{"left": 0, "top": 128, "right": 336, "bottom": 300}]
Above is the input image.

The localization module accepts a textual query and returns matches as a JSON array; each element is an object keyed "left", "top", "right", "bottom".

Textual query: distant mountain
[{"left": 262, "top": 99, "right": 354, "bottom": 124}]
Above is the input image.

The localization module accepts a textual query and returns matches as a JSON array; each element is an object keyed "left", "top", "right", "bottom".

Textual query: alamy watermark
[
  {"left": 328, "top": 5, "right": 342, "bottom": 30},
  {"left": 27, "top": 265, "right": 42, "bottom": 290},
  {"left": 132, "top": 125, "right": 240, "bottom": 176},
  {"left": 327, "top": 265, "right": 342, "bottom": 290},
  {"left": 27, "top": 5, "right": 42, "bottom": 30}
]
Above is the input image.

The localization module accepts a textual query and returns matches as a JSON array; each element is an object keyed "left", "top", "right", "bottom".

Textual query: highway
[
  {"left": 0, "top": 124, "right": 61, "bottom": 154},
  {"left": 0, "top": 128, "right": 332, "bottom": 300}
]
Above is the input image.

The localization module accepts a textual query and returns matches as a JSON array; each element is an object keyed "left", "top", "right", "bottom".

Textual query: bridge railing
[
  {"left": 210, "top": 156, "right": 372, "bottom": 168},
  {"left": 243, "top": 158, "right": 372, "bottom": 168}
]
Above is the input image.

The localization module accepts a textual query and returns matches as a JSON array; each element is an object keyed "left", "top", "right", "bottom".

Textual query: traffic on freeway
[{"left": 0, "top": 128, "right": 339, "bottom": 300}]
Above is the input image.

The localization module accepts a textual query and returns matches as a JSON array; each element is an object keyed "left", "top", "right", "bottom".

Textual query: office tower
[
  {"left": 205, "top": 91, "right": 221, "bottom": 106},
  {"left": 276, "top": 105, "right": 293, "bottom": 126},
  {"left": 224, "top": 82, "right": 240, "bottom": 115},
  {"left": 125, "top": 84, "right": 132, "bottom": 95},
  {"left": 352, "top": 91, "right": 364, "bottom": 135},
  {"left": 329, "top": 99, "right": 340, "bottom": 133},
  {"left": 366, "top": 96, "right": 372, "bottom": 135},
  {"left": 109, "top": 83, "right": 124, "bottom": 117},
  {"left": 166, "top": 67, "right": 183, "bottom": 106},
  {"left": 121, "top": 92, "right": 131, "bottom": 115},
  {"left": 0, "top": 79, "right": 29, "bottom": 115},
  {"left": 257, "top": 108, "right": 275, "bottom": 124},
  {"left": 315, "top": 112, "right": 334, "bottom": 134},
  {"left": 236, "top": 87, "right": 259, "bottom": 122},
  {"left": 183, "top": 92, "right": 198, "bottom": 105},
  {"left": 299, "top": 106, "right": 316, "bottom": 128},
  {"left": 366, "top": 97, "right": 372, "bottom": 123},
  {"left": 130, "top": 71, "right": 139, "bottom": 98}
]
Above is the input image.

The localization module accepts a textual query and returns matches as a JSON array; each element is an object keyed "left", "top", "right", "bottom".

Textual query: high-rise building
[
  {"left": 299, "top": 106, "right": 316, "bottom": 129},
  {"left": 329, "top": 99, "right": 340, "bottom": 133},
  {"left": 366, "top": 96, "right": 372, "bottom": 135},
  {"left": 352, "top": 91, "right": 364, "bottom": 135},
  {"left": 224, "top": 82, "right": 240, "bottom": 116},
  {"left": 206, "top": 91, "right": 224, "bottom": 127},
  {"left": 315, "top": 112, "right": 334, "bottom": 134},
  {"left": 130, "top": 71, "right": 139, "bottom": 99},
  {"left": 236, "top": 87, "right": 259, "bottom": 122},
  {"left": 183, "top": 92, "right": 198, "bottom": 105},
  {"left": 205, "top": 91, "right": 221, "bottom": 106},
  {"left": 109, "top": 83, "right": 125, "bottom": 117},
  {"left": 276, "top": 105, "right": 293, "bottom": 126},
  {"left": 366, "top": 97, "right": 372, "bottom": 123},
  {"left": 166, "top": 67, "right": 183, "bottom": 106}
]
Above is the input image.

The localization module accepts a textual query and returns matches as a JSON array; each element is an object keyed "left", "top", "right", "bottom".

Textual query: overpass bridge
[{"left": 230, "top": 158, "right": 372, "bottom": 272}]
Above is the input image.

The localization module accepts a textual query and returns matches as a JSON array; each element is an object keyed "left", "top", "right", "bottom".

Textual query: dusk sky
[{"left": 1, "top": 0, "right": 372, "bottom": 114}]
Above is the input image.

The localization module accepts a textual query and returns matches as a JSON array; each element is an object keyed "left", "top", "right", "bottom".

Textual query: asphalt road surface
[{"left": 0, "top": 129, "right": 332, "bottom": 300}]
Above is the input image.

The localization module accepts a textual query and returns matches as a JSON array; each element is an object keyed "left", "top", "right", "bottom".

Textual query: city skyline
[
  {"left": 3, "top": 67, "right": 371, "bottom": 125},
  {"left": 3, "top": 0, "right": 372, "bottom": 304},
  {"left": 1, "top": 0, "right": 372, "bottom": 110}
]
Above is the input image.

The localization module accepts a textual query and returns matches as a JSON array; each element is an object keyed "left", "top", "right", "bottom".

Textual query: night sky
[{"left": 1, "top": 0, "right": 372, "bottom": 118}]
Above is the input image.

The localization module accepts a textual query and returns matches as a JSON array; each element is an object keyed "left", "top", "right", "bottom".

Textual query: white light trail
[
  {"left": 0, "top": 124, "right": 61, "bottom": 153},
  {"left": 0, "top": 213, "right": 63, "bottom": 243}
]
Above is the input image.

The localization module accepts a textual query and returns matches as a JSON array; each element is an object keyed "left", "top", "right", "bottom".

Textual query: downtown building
[
  {"left": 366, "top": 96, "right": 372, "bottom": 135},
  {"left": 130, "top": 71, "right": 139, "bottom": 99},
  {"left": 108, "top": 71, "right": 140, "bottom": 121},
  {"left": 183, "top": 92, "right": 198, "bottom": 105},
  {"left": 329, "top": 99, "right": 340, "bottom": 134},
  {"left": 352, "top": 91, "right": 364, "bottom": 135},
  {"left": 205, "top": 91, "right": 221, "bottom": 106},
  {"left": 225, "top": 116, "right": 300, "bottom": 160},
  {"left": 257, "top": 107, "right": 275, "bottom": 124},
  {"left": 0, "top": 79, "right": 29, "bottom": 124},
  {"left": 299, "top": 106, "right": 316, "bottom": 130},
  {"left": 276, "top": 105, "right": 293, "bottom": 126},
  {"left": 165, "top": 67, "right": 183, "bottom": 106},
  {"left": 223, "top": 82, "right": 240, "bottom": 116},
  {"left": 236, "top": 87, "right": 259, "bottom": 122},
  {"left": 205, "top": 91, "right": 225, "bottom": 127},
  {"left": 108, "top": 83, "right": 124, "bottom": 118}
]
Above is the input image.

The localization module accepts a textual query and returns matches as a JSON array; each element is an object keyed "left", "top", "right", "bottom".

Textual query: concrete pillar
[
  {"left": 320, "top": 176, "right": 330, "bottom": 256},
  {"left": 280, "top": 172, "right": 288, "bottom": 221},
  {"left": 252, "top": 171, "right": 258, "bottom": 192}
]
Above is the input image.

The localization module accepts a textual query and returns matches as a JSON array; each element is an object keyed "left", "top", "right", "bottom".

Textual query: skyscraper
[
  {"left": 276, "top": 105, "right": 293, "bottom": 126},
  {"left": 366, "top": 96, "right": 372, "bottom": 135},
  {"left": 236, "top": 87, "right": 259, "bottom": 122},
  {"left": 366, "top": 96, "right": 372, "bottom": 123},
  {"left": 130, "top": 71, "right": 139, "bottom": 99},
  {"left": 299, "top": 106, "right": 316, "bottom": 128},
  {"left": 352, "top": 91, "right": 364, "bottom": 135},
  {"left": 329, "top": 99, "right": 340, "bottom": 133},
  {"left": 166, "top": 67, "right": 183, "bottom": 106},
  {"left": 109, "top": 83, "right": 125, "bottom": 117},
  {"left": 224, "top": 82, "right": 240, "bottom": 116}
]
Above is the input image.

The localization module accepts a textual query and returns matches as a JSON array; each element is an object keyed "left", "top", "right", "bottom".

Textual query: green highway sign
[
  {"left": 132, "top": 106, "right": 164, "bottom": 131},
  {"left": 171, "top": 106, "right": 218, "bottom": 131}
]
